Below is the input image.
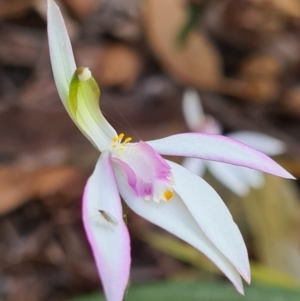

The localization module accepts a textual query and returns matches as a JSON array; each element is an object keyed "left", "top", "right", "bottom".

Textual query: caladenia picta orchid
[
  {"left": 182, "top": 89, "right": 287, "bottom": 196},
  {"left": 47, "top": 1, "right": 294, "bottom": 300}
]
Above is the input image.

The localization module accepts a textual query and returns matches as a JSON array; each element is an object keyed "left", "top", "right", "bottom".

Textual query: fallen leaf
[
  {"left": 284, "top": 86, "right": 300, "bottom": 118},
  {"left": 218, "top": 77, "right": 279, "bottom": 103},
  {"left": 76, "top": 43, "right": 143, "bottom": 89},
  {"left": 143, "top": 0, "right": 221, "bottom": 89},
  {"left": 0, "top": 0, "right": 35, "bottom": 19},
  {"left": 0, "top": 166, "right": 84, "bottom": 215},
  {"left": 240, "top": 54, "right": 283, "bottom": 79},
  {"left": 272, "top": 0, "right": 300, "bottom": 19},
  {"left": 63, "top": 0, "right": 98, "bottom": 19}
]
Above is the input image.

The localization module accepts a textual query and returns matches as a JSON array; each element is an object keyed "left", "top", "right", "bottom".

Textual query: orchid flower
[
  {"left": 182, "top": 89, "right": 287, "bottom": 196},
  {"left": 47, "top": 1, "right": 294, "bottom": 300}
]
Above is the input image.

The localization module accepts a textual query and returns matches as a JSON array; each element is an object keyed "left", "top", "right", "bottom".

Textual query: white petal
[
  {"left": 207, "top": 161, "right": 264, "bottom": 195},
  {"left": 227, "top": 131, "right": 286, "bottom": 156},
  {"left": 168, "top": 160, "right": 250, "bottom": 284},
  {"left": 182, "top": 89, "right": 205, "bottom": 132},
  {"left": 240, "top": 168, "right": 265, "bottom": 189},
  {"left": 114, "top": 166, "right": 245, "bottom": 294},
  {"left": 83, "top": 152, "right": 130, "bottom": 301},
  {"left": 47, "top": 0, "right": 76, "bottom": 111},
  {"left": 182, "top": 89, "right": 222, "bottom": 134},
  {"left": 147, "top": 133, "right": 294, "bottom": 179},
  {"left": 207, "top": 161, "right": 251, "bottom": 196},
  {"left": 181, "top": 157, "right": 206, "bottom": 176}
]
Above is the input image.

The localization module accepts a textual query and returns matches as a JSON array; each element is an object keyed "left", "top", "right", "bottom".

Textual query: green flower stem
[{"left": 122, "top": 200, "right": 129, "bottom": 301}]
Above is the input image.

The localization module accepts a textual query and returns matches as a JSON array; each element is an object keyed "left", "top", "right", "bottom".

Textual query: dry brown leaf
[
  {"left": 0, "top": 0, "right": 35, "bottom": 19},
  {"left": 143, "top": 0, "right": 221, "bottom": 89},
  {"left": 218, "top": 77, "right": 279, "bottom": 103},
  {"left": 284, "top": 86, "right": 300, "bottom": 118},
  {"left": 240, "top": 54, "right": 284, "bottom": 79},
  {"left": 272, "top": 0, "right": 300, "bottom": 19},
  {"left": 205, "top": 0, "right": 284, "bottom": 49},
  {"left": 0, "top": 27, "right": 42, "bottom": 67},
  {"left": 77, "top": 43, "right": 142, "bottom": 89},
  {"left": 0, "top": 167, "right": 34, "bottom": 214},
  {"left": 64, "top": 0, "right": 98, "bottom": 19},
  {"left": 242, "top": 78, "right": 279, "bottom": 102},
  {"left": 0, "top": 166, "right": 83, "bottom": 215},
  {"left": 217, "top": 41, "right": 300, "bottom": 104},
  {"left": 33, "top": 166, "right": 83, "bottom": 196}
]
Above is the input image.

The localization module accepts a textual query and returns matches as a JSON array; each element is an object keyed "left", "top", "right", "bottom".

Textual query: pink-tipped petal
[
  {"left": 147, "top": 133, "right": 294, "bottom": 179},
  {"left": 114, "top": 166, "right": 245, "bottom": 294},
  {"left": 168, "top": 160, "right": 251, "bottom": 284},
  {"left": 83, "top": 152, "right": 130, "bottom": 301},
  {"left": 227, "top": 131, "right": 286, "bottom": 156},
  {"left": 181, "top": 157, "right": 206, "bottom": 177}
]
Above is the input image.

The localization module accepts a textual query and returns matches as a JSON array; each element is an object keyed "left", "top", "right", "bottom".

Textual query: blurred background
[{"left": 1, "top": 0, "right": 300, "bottom": 300}]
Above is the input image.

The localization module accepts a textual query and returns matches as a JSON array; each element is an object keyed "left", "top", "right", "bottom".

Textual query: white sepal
[
  {"left": 83, "top": 152, "right": 131, "bottom": 301},
  {"left": 47, "top": 0, "right": 76, "bottom": 112}
]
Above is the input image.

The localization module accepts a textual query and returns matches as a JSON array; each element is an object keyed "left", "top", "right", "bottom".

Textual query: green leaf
[
  {"left": 176, "top": 1, "right": 209, "bottom": 47},
  {"left": 69, "top": 281, "right": 300, "bottom": 301},
  {"left": 241, "top": 175, "right": 300, "bottom": 282},
  {"left": 139, "top": 230, "right": 220, "bottom": 273},
  {"left": 139, "top": 229, "right": 300, "bottom": 289}
]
